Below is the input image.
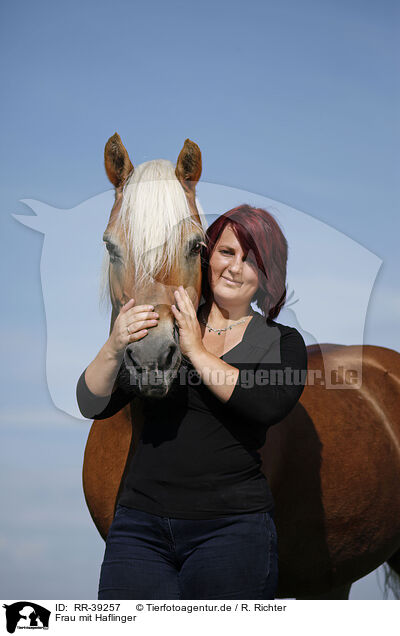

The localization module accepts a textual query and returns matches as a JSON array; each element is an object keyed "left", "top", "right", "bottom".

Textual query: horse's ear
[
  {"left": 175, "top": 139, "right": 202, "bottom": 193},
  {"left": 104, "top": 133, "right": 134, "bottom": 188}
]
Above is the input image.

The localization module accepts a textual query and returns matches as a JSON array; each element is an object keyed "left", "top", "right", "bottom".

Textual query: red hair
[{"left": 201, "top": 204, "right": 288, "bottom": 320}]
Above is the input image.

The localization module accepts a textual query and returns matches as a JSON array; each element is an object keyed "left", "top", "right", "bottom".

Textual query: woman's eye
[{"left": 220, "top": 250, "right": 232, "bottom": 255}]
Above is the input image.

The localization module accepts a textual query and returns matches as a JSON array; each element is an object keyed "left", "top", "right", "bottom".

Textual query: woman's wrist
[
  {"left": 84, "top": 340, "right": 124, "bottom": 397},
  {"left": 187, "top": 344, "right": 209, "bottom": 368},
  {"left": 188, "top": 347, "right": 239, "bottom": 402},
  {"left": 104, "top": 337, "right": 125, "bottom": 363}
]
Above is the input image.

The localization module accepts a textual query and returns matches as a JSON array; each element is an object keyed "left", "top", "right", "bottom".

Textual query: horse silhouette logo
[
  {"left": 2, "top": 602, "right": 50, "bottom": 633},
  {"left": 12, "top": 184, "right": 381, "bottom": 411}
]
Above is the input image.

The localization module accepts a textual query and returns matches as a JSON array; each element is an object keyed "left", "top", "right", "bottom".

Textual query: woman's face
[{"left": 208, "top": 224, "right": 260, "bottom": 309}]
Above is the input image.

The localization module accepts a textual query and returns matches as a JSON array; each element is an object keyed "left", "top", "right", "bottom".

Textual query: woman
[{"left": 76, "top": 204, "right": 308, "bottom": 600}]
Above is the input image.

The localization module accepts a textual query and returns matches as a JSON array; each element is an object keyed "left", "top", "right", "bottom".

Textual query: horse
[
  {"left": 83, "top": 132, "right": 205, "bottom": 534},
  {"left": 82, "top": 134, "right": 400, "bottom": 598}
]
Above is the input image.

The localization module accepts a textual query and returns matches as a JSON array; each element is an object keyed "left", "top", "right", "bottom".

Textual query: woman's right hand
[{"left": 107, "top": 298, "right": 159, "bottom": 357}]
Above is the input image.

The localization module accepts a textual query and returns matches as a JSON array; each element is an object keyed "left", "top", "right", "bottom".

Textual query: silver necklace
[{"left": 199, "top": 308, "right": 251, "bottom": 335}]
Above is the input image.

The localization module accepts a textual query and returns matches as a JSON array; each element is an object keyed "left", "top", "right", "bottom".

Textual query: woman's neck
[{"left": 201, "top": 301, "right": 253, "bottom": 325}]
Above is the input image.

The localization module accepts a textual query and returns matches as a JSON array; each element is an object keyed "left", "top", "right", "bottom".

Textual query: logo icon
[{"left": 2, "top": 602, "right": 51, "bottom": 633}]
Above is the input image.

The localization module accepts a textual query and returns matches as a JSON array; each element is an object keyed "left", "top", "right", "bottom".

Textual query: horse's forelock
[{"left": 100, "top": 158, "right": 205, "bottom": 302}]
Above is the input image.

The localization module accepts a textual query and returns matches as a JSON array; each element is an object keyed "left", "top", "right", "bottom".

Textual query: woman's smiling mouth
[{"left": 221, "top": 276, "right": 242, "bottom": 285}]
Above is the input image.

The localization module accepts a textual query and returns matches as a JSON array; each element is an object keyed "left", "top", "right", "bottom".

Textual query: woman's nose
[{"left": 229, "top": 257, "right": 243, "bottom": 273}]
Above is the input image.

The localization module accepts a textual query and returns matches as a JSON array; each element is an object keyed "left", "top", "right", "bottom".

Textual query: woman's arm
[
  {"left": 189, "top": 327, "right": 308, "bottom": 425},
  {"left": 171, "top": 286, "right": 240, "bottom": 401},
  {"left": 222, "top": 328, "right": 308, "bottom": 428},
  {"left": 76, "top": 298, "right": 159, "bottom": 418},
  {"left": 187, "top": 349, "right": 240, "bottom": 402},
  {"left": 84, "top": 338, "right": 124, "bottom": 397},
  {"left": 76, "top": 365, "right": 131, "bottom": 420},
  {"left": 171, "top": 286, "right": 307, "bottom": 427},
  {"left": 84, "top": 299, "right": 158, "bottom": 396}
]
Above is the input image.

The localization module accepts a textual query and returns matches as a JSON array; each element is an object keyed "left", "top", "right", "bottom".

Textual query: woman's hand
[
  {"left": 171, "top": 286, "right": 205, "bottom": 360},
  {"left": 107, "top": 298, "right": 159, "bottom": 358}
]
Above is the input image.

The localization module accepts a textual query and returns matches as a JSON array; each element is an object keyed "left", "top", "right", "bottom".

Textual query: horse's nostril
[
  {"left": 158, "top": 344, "right": 177, "bottom": 370},
  {"left": 125, "top": 346, "right": 141, "bottom": 370},
  {"left": 165, "top": 345, "right": 175, "bottom": 368}
]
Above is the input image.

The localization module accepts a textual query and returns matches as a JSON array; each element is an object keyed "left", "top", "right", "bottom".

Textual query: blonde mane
[{"left": 99, "top": 159, "right": 206, "bottom": 311}]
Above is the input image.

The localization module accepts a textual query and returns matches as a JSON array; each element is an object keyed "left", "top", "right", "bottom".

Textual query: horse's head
[{"left": 102, "top": 133, "right": 205, "bottom": 398}]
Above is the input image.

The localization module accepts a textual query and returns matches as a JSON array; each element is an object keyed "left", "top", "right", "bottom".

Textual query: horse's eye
[
  {"left": 190, "top": 241, "right": 206, "bottom": 256},
  {"left": 105, "top": 242, "right": 122, "bottom": 264}
]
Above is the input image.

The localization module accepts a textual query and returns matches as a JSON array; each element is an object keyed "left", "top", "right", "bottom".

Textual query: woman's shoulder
[
  {"left": 249, "top": 312, "right": 307, "bottom": 353},
  {"left": 251, "top": 311, "right": 302, "bottom": 337}
]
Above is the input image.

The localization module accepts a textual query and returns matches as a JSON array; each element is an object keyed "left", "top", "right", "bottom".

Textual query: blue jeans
[{"left": 98, "top": 504, "right": 278, "bottom": 600}]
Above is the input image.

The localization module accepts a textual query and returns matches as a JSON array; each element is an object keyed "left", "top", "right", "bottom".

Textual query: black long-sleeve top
[{"left": 76, "top": 312, "right": 308, "bottom": 519}]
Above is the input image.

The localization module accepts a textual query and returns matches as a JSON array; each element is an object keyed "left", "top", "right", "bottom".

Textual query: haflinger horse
[
  {"left": 83, "top": 134, "right": 400, "bottom": 599},
  {"left": 83, "top": 132, "right": 205, "bottom": 534}
]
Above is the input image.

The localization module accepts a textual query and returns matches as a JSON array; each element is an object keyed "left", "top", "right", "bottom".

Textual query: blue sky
[{"left": 1, "top": 0, "right": 399, "bottom": 601}]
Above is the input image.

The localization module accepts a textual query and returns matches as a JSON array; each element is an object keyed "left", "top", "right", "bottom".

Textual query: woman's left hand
[{"left": 171, "top": 286, "right": 205, "bottom": 360}]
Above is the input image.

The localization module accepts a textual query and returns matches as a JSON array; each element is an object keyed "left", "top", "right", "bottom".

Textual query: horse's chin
[
  {"left": 135, "top": 367, "right": 179, "bottom": 399},
  {"left": 138, "top": 384, "right": 170, "bottom": 399},
  {"left": 115, "top": 359, "right": 179, "bottom": 399}
]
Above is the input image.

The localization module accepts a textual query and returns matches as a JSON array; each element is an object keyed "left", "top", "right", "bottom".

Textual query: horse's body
[
  {"left": 82, "top": 133, "right": 400, "bottom": 598},
  {"left": 264, "top": 342, "right": 400, "bottom": 598}
]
